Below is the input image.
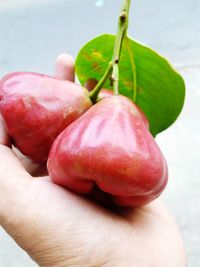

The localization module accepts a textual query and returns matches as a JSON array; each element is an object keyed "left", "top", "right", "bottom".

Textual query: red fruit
[
  {"left": 48, "top": 95, "right": 168, "bottom": 207},
  {"left": 98, "top": 89, "right": 149, "bottom": 127},
  {"left": 98, "top": 89, "right": 114, "bottom": 99},
  {"left": 99, "top": 89, "right": 149, "bottom": 128},
  {"left": 0, "top": 72, "right": 92, "bottom": 162}
]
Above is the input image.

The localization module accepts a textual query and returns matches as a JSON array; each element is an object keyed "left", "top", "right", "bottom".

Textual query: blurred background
[{"left": 0, "top": 0, "right": 199, "bottom": 266}]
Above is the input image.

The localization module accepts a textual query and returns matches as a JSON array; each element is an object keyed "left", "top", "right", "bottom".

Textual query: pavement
[{"left": 0, "top": 0, "right": 199, "bottom": 266}]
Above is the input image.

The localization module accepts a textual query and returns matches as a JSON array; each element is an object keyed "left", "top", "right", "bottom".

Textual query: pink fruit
[
  {"left": 0, "top": 72, "right": 92, "bottom": 162},
  {"left": 98, "top": 89, "right": 114, "bottom": 99},
  {"left": 48, "top": 95, "right": 168, "bottom": 207}
]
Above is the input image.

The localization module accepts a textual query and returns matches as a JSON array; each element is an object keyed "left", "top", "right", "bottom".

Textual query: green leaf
[{"left": 75, "top": 34, "right": 185, "bottom": 136}]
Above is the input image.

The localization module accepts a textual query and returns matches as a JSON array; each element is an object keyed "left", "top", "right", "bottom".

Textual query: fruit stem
[
  {"left": 89, "top": 0, "right": 131, "bottom": 102},
  {"left": 112, "top": 0, "right": 131, "bottom": 95},
  {"left": 89, "top": 62, "right": 113, "bottom": 103}
]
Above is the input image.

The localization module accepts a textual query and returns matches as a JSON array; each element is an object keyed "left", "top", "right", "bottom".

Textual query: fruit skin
[
  {"left": 48, "top": 95, "right": 168, "bottom": 207},
  {"left": 99, "top": 89, "right": 149, "bottom": 128},
  {"left": 98, "top": 89, "right": 113, "bottom": 99},
  {"left": 0, "top": 72, "right": 92, "bottom": 162}
]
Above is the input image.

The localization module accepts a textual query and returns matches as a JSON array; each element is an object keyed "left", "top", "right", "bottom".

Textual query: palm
[{"left": 6, "top": 175, "right": 184, "bottom": 267}]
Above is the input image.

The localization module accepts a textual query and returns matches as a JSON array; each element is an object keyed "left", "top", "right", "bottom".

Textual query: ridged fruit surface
[
  {"left": 48, "top": 95, "right": 168, "bottom": 207},
  {"left": 0, "top": 72, "right": 92, "bottom": 162}
]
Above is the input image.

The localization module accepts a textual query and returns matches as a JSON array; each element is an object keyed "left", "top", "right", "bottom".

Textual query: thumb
[{"left": 0, "top": 145, "right": 32, "bottom": 224}]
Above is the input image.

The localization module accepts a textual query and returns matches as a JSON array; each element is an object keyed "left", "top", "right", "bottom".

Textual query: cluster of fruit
[{"left": 0, "top": 71, "right": 168, "bottom": 207}]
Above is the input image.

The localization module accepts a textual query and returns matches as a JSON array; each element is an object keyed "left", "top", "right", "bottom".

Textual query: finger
[
  {"left": 12, "top": 146, "right": 48, "bottom": 177},
  {"left": 55, "top": 53, "right": 75, "bottom": 81},
  {"left": 84, "top": 79, "right": 98, "bottom": 92},
  {"left": 0, "top": 114, "right": 10, "bottom": 146},
  {"left": 0, "top": 145, "right": 32, "bottom": 222}
]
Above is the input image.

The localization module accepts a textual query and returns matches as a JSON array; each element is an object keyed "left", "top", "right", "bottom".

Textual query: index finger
[{"left": 55, "top": 53, "right": 75, "bottom": 81}]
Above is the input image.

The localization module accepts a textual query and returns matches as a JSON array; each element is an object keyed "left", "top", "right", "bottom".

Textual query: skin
[{"left": 0, "top": 54, "right": 187, "bottom": 267}]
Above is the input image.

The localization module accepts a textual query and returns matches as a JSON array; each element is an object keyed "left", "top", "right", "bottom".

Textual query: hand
[{"left": 0, "top": 55, "right": 187, "bottom": 267}]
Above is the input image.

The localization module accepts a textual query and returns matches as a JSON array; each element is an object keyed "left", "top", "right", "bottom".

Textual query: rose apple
[
  {"left": 0, "top": 72, "right": 92, "bottom": 162},
  {"left": 48, "top": 95, "right": 168, "bottom": 207}
]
